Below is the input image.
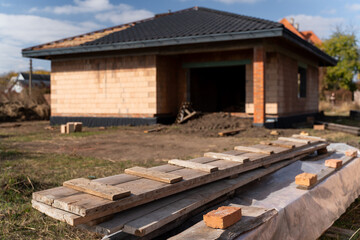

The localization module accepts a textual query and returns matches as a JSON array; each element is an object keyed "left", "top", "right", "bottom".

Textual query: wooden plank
[
  {"left": 218, "top": 128, "right": 244, "bottom": 137},
  {"left": 203, "top": 152, "right": 250, "bottom": 163},
  {"left": 168, "top": 159, "right": 218, "bottom": 173},
  {"left": 291, "top": 134, "right": 326, "bottom": 141},
  {"left": 178, "top": 111, "right": 197, "bottom": 124},
  {"left": 250, "top": 144, "right": 289, "bottom": 154},
  {"left": 260, "top": 140, "right": 295, "bottom": 149},
  {"left": 93, "top": 157, "right": 298, "bottom": 236},
  {"left": 31, "top": 200, "right": 81, "bottom": 224},
  {"left": 33, "top": 142, "right": 328, "bottom": 225},
  {"left": 63, "top": 178, "right": 131, "bottom": 201},
  {"left": 297, "top": 156, "right": 356, "bottom": 190},
  {"left": 301, "top": 151, "right": 335, "bottom": 162},
  {"left": 124, "top": 167, "right": 183, "bottom": 184},
  {"left": 234, "top": 145, "right": 274, "bottom": 155},
  {"left": 143, "top": 127, "right": 165, "bottom": 133},
  {"left": 278, "top": 137, "right": 310, "bottom": 144}
]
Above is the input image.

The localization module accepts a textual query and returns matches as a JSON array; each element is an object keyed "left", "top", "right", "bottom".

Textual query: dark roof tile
[{"left": 83, "top": 7, "right": 283, "bottom": 46}]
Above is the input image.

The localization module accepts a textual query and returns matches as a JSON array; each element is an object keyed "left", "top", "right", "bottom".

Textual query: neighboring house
[
  {"left": 279, "top": 18, "right": 322, "bottom": 46},
  {"left": 22, "top": 7, "right": 336, "bottom": 127},
  {"left": 7, "top": 72, "right": 50, "bottom": 93}
]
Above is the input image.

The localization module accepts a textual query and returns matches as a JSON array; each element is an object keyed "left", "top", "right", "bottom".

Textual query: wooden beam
[
  {"left": 234, "top": 146, "right": 274, "bottom": 155},
  {"left": 218, "top": 128, "right": 244, "bottom": 136},
  {"left": 143, "top": 127, "right": 165, "bottom": 134},
  {"left": 124, "top": 167, "right": 183, "bottom": 184},
  {"left": 63, "top": 178, "right": 131, "bottom": 201},
  {"left": 203, "top": 152, "right": 250, "bottom": 163},
  {"left": 260, "top": 140, "right": 295, "bottom": 149},
  {"left": 291, "top": 134, "right": 325, "bottom": 141},
  {"left": 168, "top": 159, "right": 218, "bottom": 173},
  {"left": 278, "top": 137, "right": 310, "bottom": 144}
]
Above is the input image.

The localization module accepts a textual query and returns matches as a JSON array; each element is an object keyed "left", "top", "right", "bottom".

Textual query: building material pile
[
  {"left": 316, "top": 121, "right": 360, "bottom": 135},
  {"left": 32, "top": 135, "right": 330, "bottom": 238}
]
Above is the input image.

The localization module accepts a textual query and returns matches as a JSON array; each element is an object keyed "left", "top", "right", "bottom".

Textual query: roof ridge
[{"left": 195, "top": 7, "right": 282, "bottom": 27}]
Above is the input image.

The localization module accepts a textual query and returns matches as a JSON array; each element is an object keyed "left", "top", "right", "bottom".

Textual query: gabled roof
[{"left": 22, "top": 7, "right": 336, "bottom": 66}]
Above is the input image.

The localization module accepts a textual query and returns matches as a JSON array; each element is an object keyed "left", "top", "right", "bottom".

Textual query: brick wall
[
  {"left": 51, "top": 55, "right": 157, "bottom": 118},
  {"left": 277, "top": 53, "right": 319, "bottom": 116}
]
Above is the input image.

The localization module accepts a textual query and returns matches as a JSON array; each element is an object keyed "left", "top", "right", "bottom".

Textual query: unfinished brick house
[{"left": 22, "top": 7, "right": 336, "bottom": 127}]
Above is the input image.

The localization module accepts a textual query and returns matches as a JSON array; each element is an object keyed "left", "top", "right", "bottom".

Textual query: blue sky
[{"left": 0, "top": 0, "right": 359, "bottom": 74}]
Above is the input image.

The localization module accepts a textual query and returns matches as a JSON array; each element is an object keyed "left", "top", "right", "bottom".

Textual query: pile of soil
[
  {"left": 169, "top": 112, "right": 253, "bottom": 137},
  {"left": 0, "top": 102, "right": 50, "bottom": 122}
]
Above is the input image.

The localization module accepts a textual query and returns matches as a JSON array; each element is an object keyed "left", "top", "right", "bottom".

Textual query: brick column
[{"left": 253, "top": 46, "right": 265, "bottom": 126}]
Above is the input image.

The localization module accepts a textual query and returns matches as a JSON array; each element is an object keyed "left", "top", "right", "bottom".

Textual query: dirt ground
[
  {"left": 1, "top": 113, "right": 360, "bottom": 239},
  {"left": 0, "top": 113, "right": 306, "bottom": 163}
]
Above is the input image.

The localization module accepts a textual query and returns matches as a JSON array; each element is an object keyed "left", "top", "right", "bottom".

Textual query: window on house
[{"left": 297, "top": 66, "right": 307, "bottom": 98}]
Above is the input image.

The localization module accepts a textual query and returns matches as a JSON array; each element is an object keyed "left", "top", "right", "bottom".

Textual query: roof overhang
[{"left": 22, "top": 27, "right": 336, "bottom": 66}]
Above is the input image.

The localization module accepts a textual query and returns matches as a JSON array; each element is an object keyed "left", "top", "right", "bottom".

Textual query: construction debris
[
  {"left": 144, "top": 126, "right": 166, "bottom": 133},
  {"left": 317, "top": 121, "right": 360, "bottom": 135},
  {"left": 313, "top": 124, "right": 325, "bottom": 130},
  {"left": 218, "top": 128, "right": 244, "bottom": 136},
  {"left": 31, "top": 134, "right": 330, "bottom": 238},
  {"left": 61, "top": 122, "right": 83, "bottom": 134},
  {"left": 297, "top": 155, "right": 355, "bottom": 190},
  {"left": 176, "top": 102, "right": 197, "bottom": 124},
  {"left": 270, "top": 130, "right": 279, "bottom": 136}
]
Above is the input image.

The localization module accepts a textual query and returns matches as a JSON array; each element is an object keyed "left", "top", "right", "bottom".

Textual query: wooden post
[
  {"left": 186, "top": 69, "right": 191, "bottom": 102},
  {"left": 29, "top": 58, "right": 32, "bottom": 97}
]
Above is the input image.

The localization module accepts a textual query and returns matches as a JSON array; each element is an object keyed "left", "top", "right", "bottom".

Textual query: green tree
[{"left": 322, "top": 30, "right": 360, "bottom": 92}]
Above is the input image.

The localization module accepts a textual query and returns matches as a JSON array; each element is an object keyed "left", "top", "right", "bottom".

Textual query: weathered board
[
  {"left": 203, "top": 152, "right": 250, "bottom": 163},
  {"left": 124, "top": 167, "right": 183, "bottom": 184},
  {"left": 63, "top": 178, "right": 131, "bottom": 200},
  {"left": 168, "top": 159, "right": 218, "bottom": 173},
  {"left": 32, "top": 141, "right": 327, "bottom": 226}
]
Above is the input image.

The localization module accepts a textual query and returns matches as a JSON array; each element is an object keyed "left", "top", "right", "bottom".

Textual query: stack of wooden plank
[
  {"left": 32, "top": 135, "right": 329, "bottom": 238},
  {"left": 317, "top": 121, "right": 360, "bottom": 136}
]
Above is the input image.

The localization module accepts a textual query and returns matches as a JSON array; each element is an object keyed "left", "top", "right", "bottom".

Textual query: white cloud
[
  {"left": 45, "top": 0, "right": 113, "bottom": 14},
  {"left": 32, "top": 0, "right": 154, "bottom": 24},
  {"left": 283, "top": 15, "right": 345, "bottom": 39},
  {"left": 95, "top": 8, "right": 153, "bottom": 24},
  {"left": 215, "top": 0, "right": 261, "bottom": 3},
  {"left": 35, "top": 0, "right": 154, "bottom": 23},
  {"left": 346, "top": 4, "right": 360, "bottom": 11},
  {"left": 321, "top": 8, "right": 337, "bottom": 15},
  {"left": 1, "top": 3, "right": 11, "bottom": 7},
  {"left": 0, "top": 14, "right": 101, "bottom": 73}
]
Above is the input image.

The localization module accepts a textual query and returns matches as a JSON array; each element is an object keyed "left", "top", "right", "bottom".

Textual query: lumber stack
[
  {"left": 31, "top": 135, "right": 329, "bottom": 238},
  {"left": 317, "top": 121, "right": 360, "bottom": 136}
]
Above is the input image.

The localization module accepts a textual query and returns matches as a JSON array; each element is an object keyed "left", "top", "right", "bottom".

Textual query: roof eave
[
  {"left": 22, "top": 28, "right": 284, "bottom": 58},
  {"left": 22, "top": 27, "right": 337, "bottom": 67},
  {"left": 282, "top": 28, "right": 337, "bottom": 66}
]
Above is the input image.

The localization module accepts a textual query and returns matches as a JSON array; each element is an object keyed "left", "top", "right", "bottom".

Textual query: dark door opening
[{"left": 190, "top": 65, "right": 246, "bottom": 112}]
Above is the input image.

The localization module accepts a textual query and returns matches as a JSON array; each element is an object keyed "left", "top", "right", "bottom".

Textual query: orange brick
[
  {"left": 325, "top": 159, "right": 342, "bottom": 169},
  {"left": 295, "top": 173, "right": 317, "bottom": 187},
  {"left": 60, "top": 124, "right": 67, "bottom": 134},
  {"left": 345, "top": 149, "right": 358, "bottom": 157},
  {"left": 203, "top": 206, "right": 242, "bottom": 229},
  {"left": 313, "top": 124, "right": 325, "bottom": 130}
]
